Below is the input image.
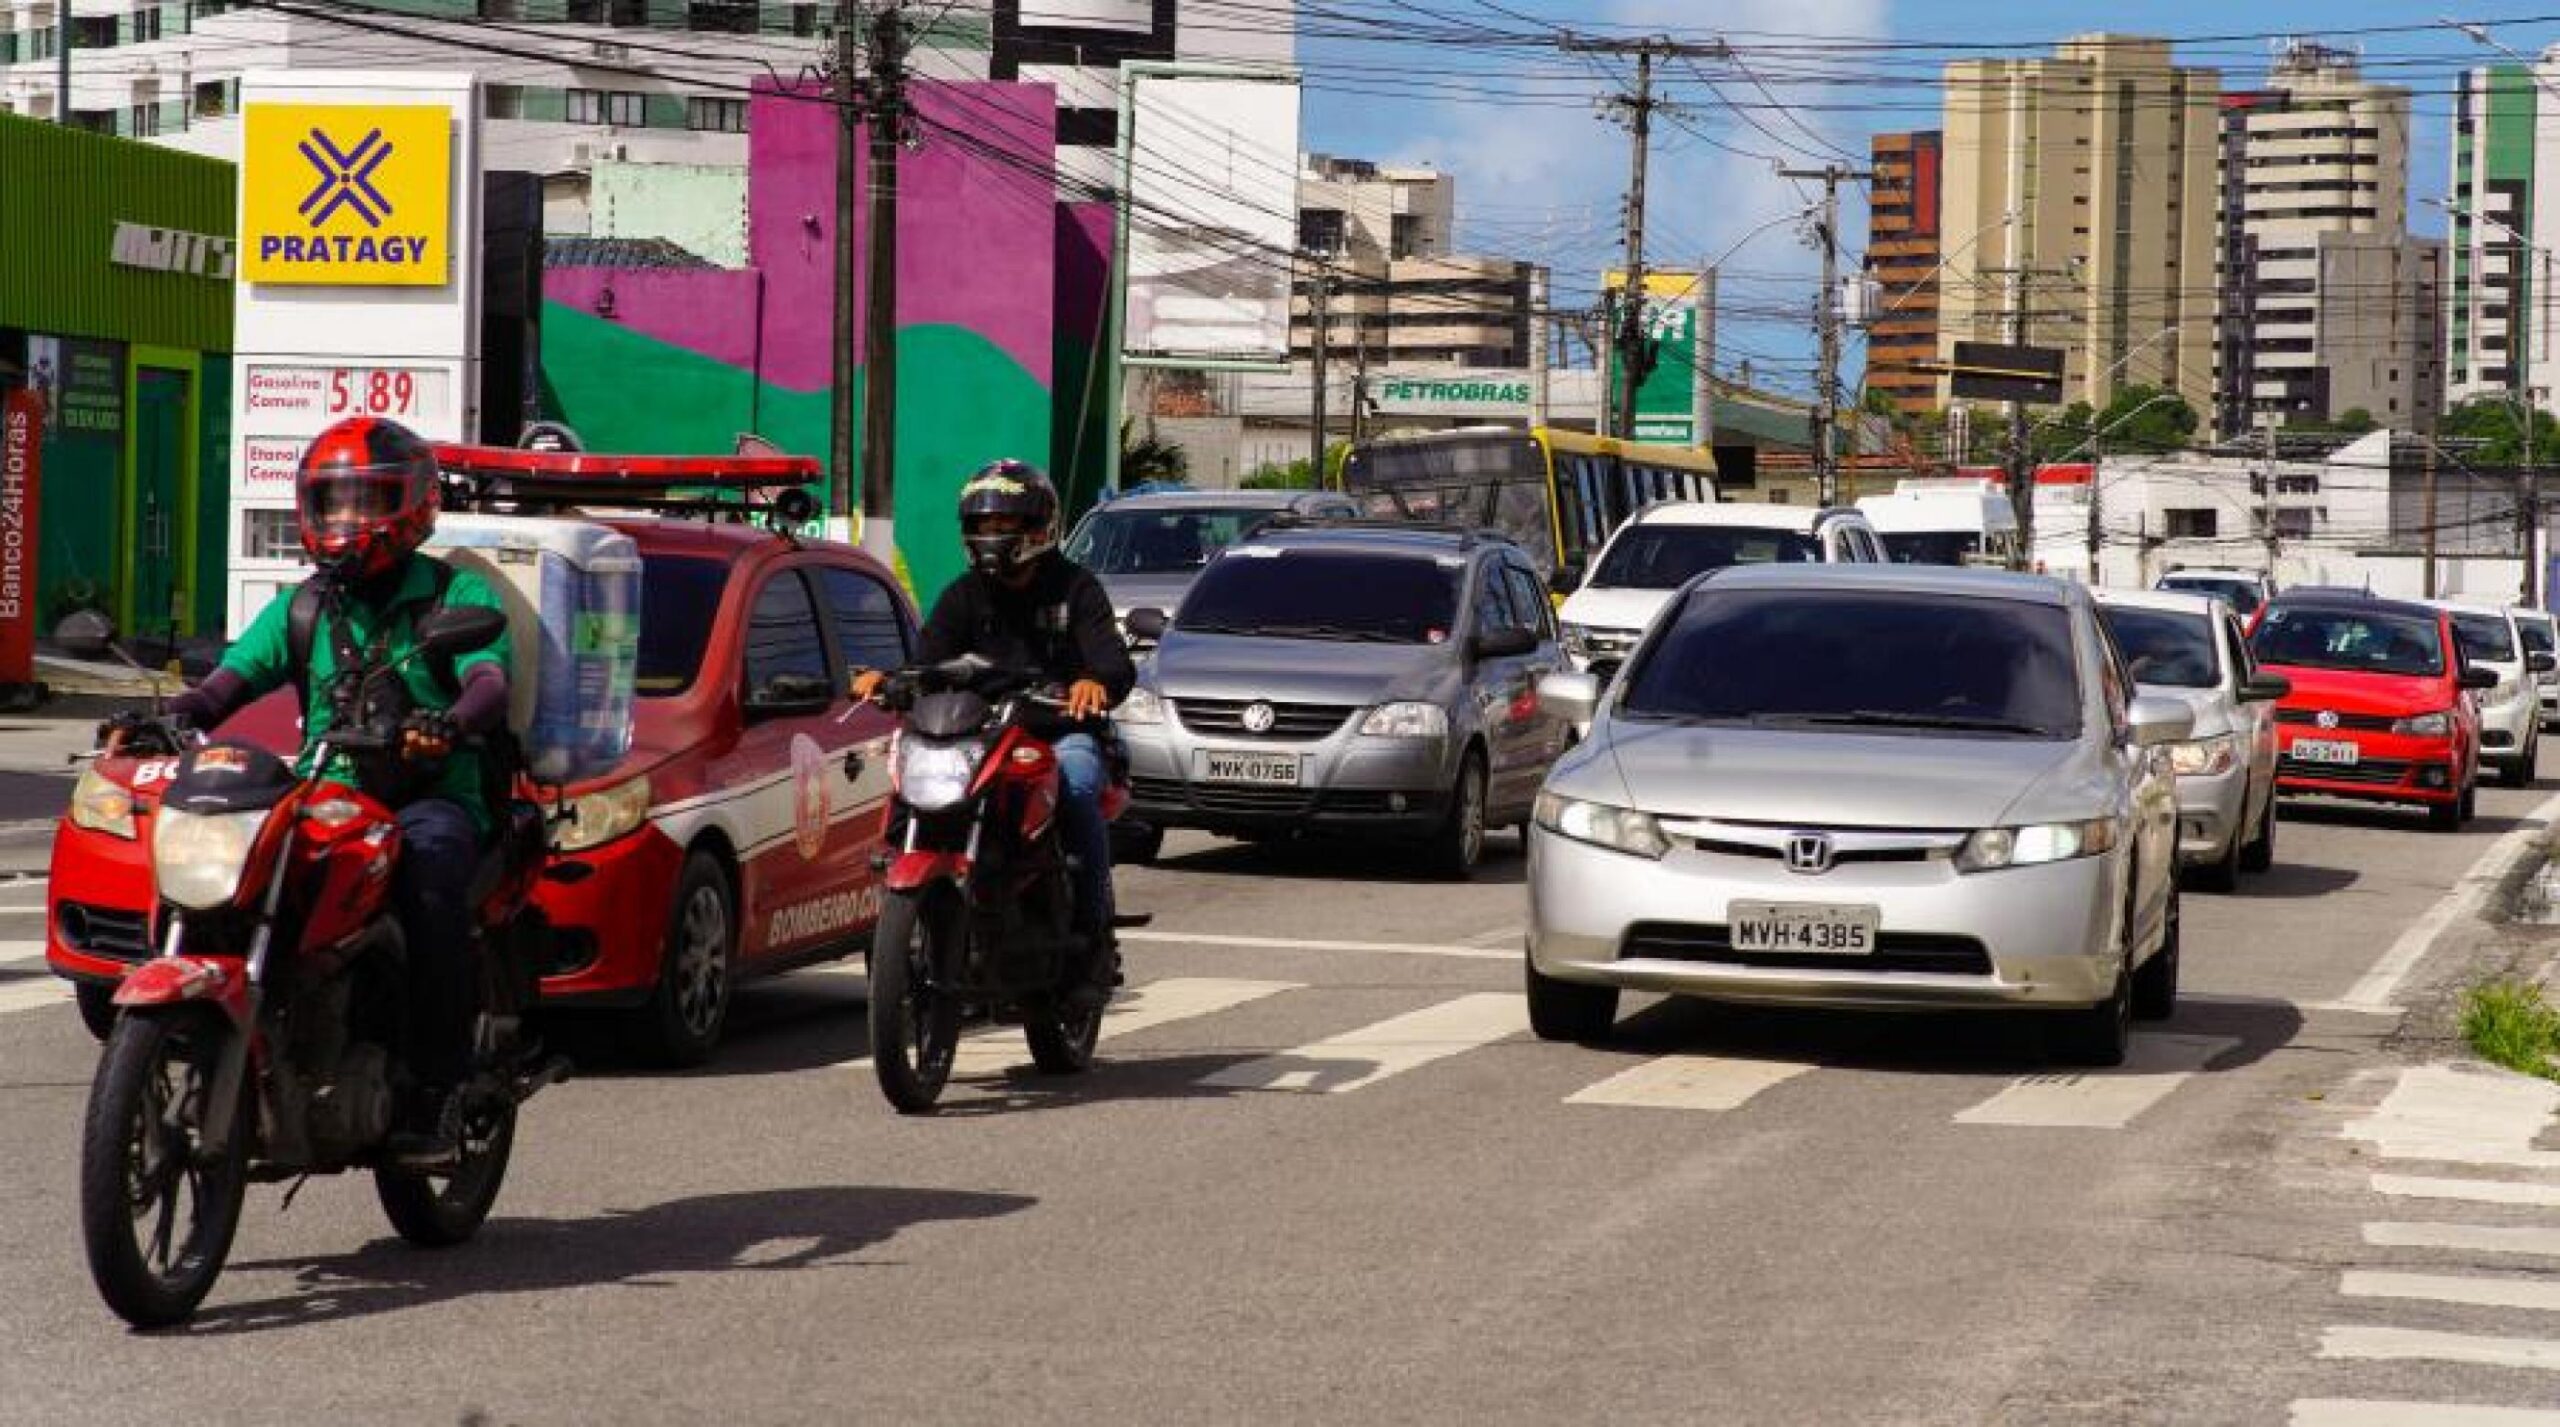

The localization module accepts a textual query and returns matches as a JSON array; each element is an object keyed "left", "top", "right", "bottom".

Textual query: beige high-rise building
[{"left": 1937, "top": 35, "right": 2221, "bottom": 417}]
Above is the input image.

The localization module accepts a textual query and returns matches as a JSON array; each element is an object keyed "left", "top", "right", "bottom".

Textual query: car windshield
[
  {"left": 1589, "top": 524, "right": 1823, "bottom": 589},
  {"left": 636, "top": 554, "right": 728, "bottom": 696},
  {"left": 1876, "top": 531, "right": 1981, "bottom": 565},
  {"left": 2249, "top": 606, "right": 2446, "bottom": 677},
  {"left": 1064, "top": 505, "right": 1282, "bottom": 576},
  {"left": 2160, "top": 576, "right": 2262, "bottom": 616},
  {"left": 2098, "top": 605, "right": 2217, "bottom": 689},
  {"left": 1619, "top": 589, "right": 2082, "bottom": 739},
  {"left": 1177, "top": 549, "right": 1460, "bottom": 643},
  {"left": 2451, "top": 612, "right": 2518, "bottom": 664}
]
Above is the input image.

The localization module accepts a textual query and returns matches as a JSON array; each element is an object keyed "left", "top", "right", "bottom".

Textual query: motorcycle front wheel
[
  {"left": 79, "top": 1010, "right": 250, "bottom": 1328},
  {"left": 869, "top": 891, "right": 961, "bottom": 1114},
  {"left": 375, "top": 1096, "right": 517, "bottom": 1247}
]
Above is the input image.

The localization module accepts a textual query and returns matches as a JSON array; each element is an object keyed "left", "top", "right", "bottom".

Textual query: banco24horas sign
[{"left": 240, "top": 104, "right": 452, "bottom": 286}]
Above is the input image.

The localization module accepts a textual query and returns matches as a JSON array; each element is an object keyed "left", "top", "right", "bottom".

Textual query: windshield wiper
[
  {"left": 1249, "top": 623, "right": 1411, "bottom": 643},
  {"left": 1767, "top": 709, "right": 2054, "bottom": 737}
]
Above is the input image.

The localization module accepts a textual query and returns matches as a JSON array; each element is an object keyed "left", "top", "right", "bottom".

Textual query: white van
[
  {"left": 1855, "top": 479, "right": 2021, "bottom": 567},
  {"left": 1557, "top": 502, "right": 1884, "bottom": 678}
]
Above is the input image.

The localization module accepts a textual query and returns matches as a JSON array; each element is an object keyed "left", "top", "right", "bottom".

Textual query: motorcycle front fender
[
  {"left": 886, "top": 850, "right": 972, "bottom": 893},
  {"left": 114, "top": 955, "right": 251, "bottom": 1028}
]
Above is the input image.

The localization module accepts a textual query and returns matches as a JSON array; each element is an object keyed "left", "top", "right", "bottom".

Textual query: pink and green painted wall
[{"left": 541, "top": 80, "right": 1116, "bottom": 602}]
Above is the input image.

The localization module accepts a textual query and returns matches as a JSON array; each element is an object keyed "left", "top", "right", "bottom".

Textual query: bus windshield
[{"left": 1342, "top": 434, "right": 1553, "bottom": 570}]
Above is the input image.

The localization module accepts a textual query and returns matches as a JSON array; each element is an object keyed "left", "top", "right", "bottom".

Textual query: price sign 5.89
[
  {"left": 329, "top": 368, "right": 423, "bottom": 417},
  {"left": 243, "top": 364, "right": 454, "bottom": 431}
]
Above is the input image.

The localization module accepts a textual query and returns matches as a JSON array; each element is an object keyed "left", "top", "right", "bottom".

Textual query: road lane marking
[
  {"left": 1464, "top": 925, "right": 1524, "bottom": 948},
  {"left": 1120, "top": 930, "right": 1515, "bottom": 963},
  {"left": 947, "top": 977, "right": 1298, "bottom": 1080},
  {"left": 0, "top": 939, "right": 46, "bottom": 969},
  {"left": 2319, "top": 1325, "right": 2560, "bottom": 1373},
  {"left": 2293, "top": 1402, "right": 2560, "bottom": 1426},
  {"left": 2343, "top": 1270, "right": 2560, "bottom": 1313},
  {"left": 2341, "top": 786, "right": 2560, "bottom": 1013},
  {"left": 2373, "top": 1175, "right": 2560, "bottom": 1207},
  {"left": 1564, "top": 1055, "right": 1814, "bottom": 1111},
  {"left": 2344, "top": 1066, "right": 2560, "bottom": 1170},
  {"left": 2178, "top": 992, "right": 2398, "bottom": 1016},
  {"left": 1200, "top": 993, "right": 1527, "bottom": 1095},
  {"left": 2365, "top": 1222, "right": 2560, "bottom": 1258},
  {"left": 0, "top": 977, "right": 67, "bottom": 1015},
  {"left": 1949, "top": 1033, "right": 2237, "bottom": 1129}
]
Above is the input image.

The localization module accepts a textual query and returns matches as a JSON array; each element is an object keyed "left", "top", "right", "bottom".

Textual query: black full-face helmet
[{"left": 958, "top": 459, "right": 1060, "bottom": 576}]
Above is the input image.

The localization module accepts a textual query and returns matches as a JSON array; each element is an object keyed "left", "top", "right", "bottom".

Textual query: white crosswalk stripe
[
  {"left": 2318, "top": 1325, "right": 2560, "bottom": 1373},
  {"left": 0, "top": 939, "right": 47, "bottom": 969},
  {"left": 2343, "top": 1066, "right": 2560, "bottom": 1171},
  {"left": 2342, "top": 1270, "right": 2560, "bottom": 1314},
  {"left": 2371, "top": 1174, "right": 2560, "bottom": 1208},
  {"left": 0, "top": 977, "right": 68, "bottom": 1016},
  {"left": 1951, "top": 1033, "right": 2237, "bottom": 1129},
  {"left": 2364, "top": 1222, "right": 2560, "bottom": 1259},
  {"left": 1201, "top": 992, "right": 1527, "bottom": 1095},
  {"left": 1565, "top": 1054, "right": 1814, "bottom": 1111},
  {"left": 949, "top": 977, "right": 1298, "bottom": 1080},
  {"left": 2293, "top": 1401, "right": 2560, "bottom": 1426}
]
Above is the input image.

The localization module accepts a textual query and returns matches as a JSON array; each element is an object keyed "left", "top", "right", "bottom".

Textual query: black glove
[{"left": 401, "top": 709, "right": 459, "bottom": 763}]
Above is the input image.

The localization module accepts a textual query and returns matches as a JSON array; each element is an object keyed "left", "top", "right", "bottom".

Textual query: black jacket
[{"left": 917, "top": 553, "right": 1137, "bottom": 705}]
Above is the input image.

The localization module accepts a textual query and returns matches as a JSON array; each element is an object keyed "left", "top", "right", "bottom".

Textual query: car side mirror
[
  {"left": 1124, "top": 608, "right": 1169, "bottom": 642},
  {"left": 1538, "top": 671, "right": 1600, "bottom": 726},
  {"left": 415, "top": 605, "right": 509, "bottom": 657},
  {"left": 2462, "top": 666, "right": 2501, "bottom": 691},
  {"left": 2532, "top": 652, "right": 2557, "bottom": 675},
  {"left": 1472, "top": 626, "right": 1539, "bottom": 661},
  {"left": 2128, "top": 693, "right": 2195, "bottom": 748},
  {"left": 2238, "top": 673, "right": 2291, "bottom": 704},
  {"left": 744, "top": 672, "right": 835, "bottom": 720}
]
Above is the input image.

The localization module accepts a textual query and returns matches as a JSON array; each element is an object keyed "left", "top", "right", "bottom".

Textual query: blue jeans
[
  {"left": 395, "top": 798, "right": 483, "bottom": 1083},
  {"left": 1053, "top": 732, "right": 1114, "bottom": 935}
]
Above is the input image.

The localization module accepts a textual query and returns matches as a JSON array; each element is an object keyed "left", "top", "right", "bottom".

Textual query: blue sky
[{"left": 1295, "top": 1, "right": 2550, "bottom": 393}]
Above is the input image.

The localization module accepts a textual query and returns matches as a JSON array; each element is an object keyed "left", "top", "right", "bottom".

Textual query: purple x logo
[{"left": 296, "top": 127, "right": 395, "bottom": 230}]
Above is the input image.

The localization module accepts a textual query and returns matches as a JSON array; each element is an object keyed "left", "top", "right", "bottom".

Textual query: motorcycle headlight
[
  {"left": 1115, "top": 686, "right": 1166, "bottom": 727},
  {"left": 152, "top": 807, "right": 271, "bottom": 910},
  {"left": 70, "top": 765, "right": 137, "bottom": 839},
  {"left": 1955, "top": 818, "right": 2118, "bottom": 874},
  {"left": 896, "top": 735, "right": 986, "bottom": 813},
  {"left": 1534, "top": 791, "right": 1670, "bottom": 860},
  {"left": 2393, "top": 709, "right": 2453, "bottom": 737},
  {"left": 555, "top": 774, "right": 653, "bottom": 853},
  {"left": 2168, "top": 733, "right": 2237, "bottom": 777},
  {"left": 1359, "top": 702, "right": 1449, "bottom": 739}
]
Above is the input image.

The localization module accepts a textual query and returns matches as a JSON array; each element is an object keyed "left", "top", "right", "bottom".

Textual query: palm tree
[{"left": 1120, "top": 418, "right": 1189, "bottom": 485}]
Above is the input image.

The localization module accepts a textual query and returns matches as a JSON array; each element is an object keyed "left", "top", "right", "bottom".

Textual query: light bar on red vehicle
[{"left": 432, "top": 443, "right": 821, "bottom": 489}]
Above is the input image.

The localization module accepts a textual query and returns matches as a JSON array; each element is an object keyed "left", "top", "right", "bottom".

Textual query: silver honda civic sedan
[{"left": 1525, "top": 565, "right": 2192, "bottom": 1066}]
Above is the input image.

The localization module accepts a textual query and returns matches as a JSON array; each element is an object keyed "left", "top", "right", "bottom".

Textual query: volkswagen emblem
[
  {"left": 1783, "top": 833, "right": 1836, "bottom": 875},
  {"left": 1240, "top": 701, "right": 1279, "bottom": 734},
  {"left": 2315, "top": 709, "right": 2340, "bottom": 730}
]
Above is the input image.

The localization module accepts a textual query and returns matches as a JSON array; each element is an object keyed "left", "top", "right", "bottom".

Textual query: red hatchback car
[
  {"left": 49, "top": 455, "right": 917, "bottom": 1064},
  {"left": 2247, "top": 593, "right": 2493, "bottom": 830}
]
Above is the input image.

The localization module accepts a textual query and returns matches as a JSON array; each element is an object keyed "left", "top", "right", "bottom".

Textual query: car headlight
[
  {"left": 555, "top": 774, "right": 653, "bottom": 853},
  {"left": 895, "top": 735, "right": 986, "bottom": 813},
  {"left": 1533, "top": 791, "right": 1670, "bottom": 860},
  {"left": 1955, "top": 818, "right": 2119, "bottom": 874},
  {"left": 1359, "top": 702, "right": 1449, "bottom": 739},
  {"left": 1115, "top": 686, "right": 1166, "bottom": 726},
  {"left": 152, "top": 806, "right": 270, "bottom": 910},
  {"left": 2168, "top": 733, "right": 2237, "bottom": 777},
  {"left": 70, "top": 765, "right": 137, "bottom": 839},
  {"left": 2393, "top": 709, "right": 2453, "bottom": 737}
]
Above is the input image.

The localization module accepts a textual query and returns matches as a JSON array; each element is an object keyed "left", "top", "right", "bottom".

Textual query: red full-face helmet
[{"left": 296, "top": 417, "right": 440, "bottom": 581}]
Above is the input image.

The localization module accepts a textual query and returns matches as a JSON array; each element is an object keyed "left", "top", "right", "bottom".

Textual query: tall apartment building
[
  {"left": 1937, "top": 34, "right": 2221, "bottom": 417},
  {"left": 2446, "top": 63, "right": 2542, "bottom": 407},
  {"left": 2214, "top": 41, "right": 2440, "bottom": 436},
  {"left": 1863, "top": 130, "right": 1943, "bottom": 417},
  {"left": 1293, "top": 153, "right": 1535, "bottom": 370}
]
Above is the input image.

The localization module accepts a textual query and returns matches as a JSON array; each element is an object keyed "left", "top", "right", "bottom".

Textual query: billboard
[
  {"left": 1605, "top": 270, "right": 1705, "bottom": 444},
  {"left": 1122, "top": 69, "right": 1301, "bottom": 368},
  {"left": 1950, "top": 342, "right": 2065, "bottom": 404},
  {"left": 240, "top": 103, "right": 453, "bottom": 286}
]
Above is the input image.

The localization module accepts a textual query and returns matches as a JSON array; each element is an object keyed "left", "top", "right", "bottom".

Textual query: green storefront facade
[{"left": 0, "top": 111, "right": 233, "bottom": 643}]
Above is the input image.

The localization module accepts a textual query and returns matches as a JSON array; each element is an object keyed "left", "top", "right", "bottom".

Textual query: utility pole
[
  {"left": 828, "top": 0, "right": 862, "bottom": 532},
  {"left": 2516, "top": 230, "right": 2542, "bottom": 607},
  {"left": 2002, "top": 269, "right": 2034, "bottom": 570},
  {"left": 1565, "top": 33, "right": 1729, "bottom": 441},
  {"left": 2423, "top": 423, "right": 2441, "bottom": 600},
  {"left": 1782, "top": 163, "right": 1875, "bottom": 506},
  {"left": 1307, "top": 256, "right": 1330, "bottom": 480},
  {"left": 2262, "top": 416, "right": 2281, "bottom": 574},
  {"left": 1349, "top": 312, "right": 1372, "bottom": 449},
  {"left": 54, "top": 0, "right": 69, "bottom": 124},
  {"left": 2085, "top": 424, "right": 2102, "bottom": 583},
  {"left": 859, "top": 0, "right": 909, "bottom": 564}
]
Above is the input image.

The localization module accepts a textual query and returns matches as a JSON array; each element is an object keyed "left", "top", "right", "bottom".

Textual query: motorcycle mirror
[{"left": 416, "top": 605, "right": 509, "bottom": 657}]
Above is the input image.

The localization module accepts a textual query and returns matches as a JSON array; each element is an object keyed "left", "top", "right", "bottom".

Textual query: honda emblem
[{"left": 1783, "top": 833, "right": 1836, "bottom": 875}]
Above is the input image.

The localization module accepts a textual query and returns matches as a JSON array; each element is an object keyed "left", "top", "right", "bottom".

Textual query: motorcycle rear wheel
[
  {"left": 870, "top": 892, "right": 961, "bottom": 1114},
  {"left": 375, "top": 1097, "right": 517, "bottom": 1247},
  {"left": 79, "top": 1010, "right": 249, "bottom": 1328}
]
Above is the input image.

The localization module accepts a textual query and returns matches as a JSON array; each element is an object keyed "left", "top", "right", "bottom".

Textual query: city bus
[{"left": 1338, "top": 427, "right": 1719, "bottom": 585}]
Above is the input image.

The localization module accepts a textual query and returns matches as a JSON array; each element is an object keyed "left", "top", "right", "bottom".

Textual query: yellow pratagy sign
[{"left": 240, "top": 104, "right": 452, "bottom": 286}]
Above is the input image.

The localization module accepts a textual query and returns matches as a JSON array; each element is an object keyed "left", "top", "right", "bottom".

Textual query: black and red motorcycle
[
  {"left": 863, "top": 656, "right": 1135, "bottom": 1113},
  {"left": 73, "top": 605, "right": 567, "bottom": 1327}
]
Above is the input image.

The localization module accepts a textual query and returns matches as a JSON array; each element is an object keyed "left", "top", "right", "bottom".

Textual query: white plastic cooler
[{"left": 426, "top": 514, "right": 642, "bottom": 784}]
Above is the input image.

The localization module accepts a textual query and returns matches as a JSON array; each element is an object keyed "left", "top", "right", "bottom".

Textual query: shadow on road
[
  {"left": 182, "top": 1183, "right": 1036, "bottom": 1335},
  {"left": 2278, "top": 801, "right": 2531, "bottom": 838},
  {"left": 2203, "top": 862, "right": 2359, "bottom": 900}
]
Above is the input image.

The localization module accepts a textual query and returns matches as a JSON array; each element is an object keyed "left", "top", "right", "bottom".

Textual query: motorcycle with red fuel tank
[
  {"left": 863, "top": 656, "right": 1137, "bottom": 1113},
  {"left": 74, "top": 605, "right": 567, "bottom": 1328}
]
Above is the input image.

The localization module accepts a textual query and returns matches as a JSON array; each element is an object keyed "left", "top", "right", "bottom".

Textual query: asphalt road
[{"left": 3, "top": 764, "right": 2558, "bottom": 1425}]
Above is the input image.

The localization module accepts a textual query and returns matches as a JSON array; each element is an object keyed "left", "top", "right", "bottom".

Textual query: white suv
[
  {"left": 1558, "top": 503, "right": 1884, "bottom": 678},
  {"left": 2435, "top": 601, "right": 2544, "bottom": 786},
  {"left": 2157, "top": 568, "right": 2276, "bottom": 620}
]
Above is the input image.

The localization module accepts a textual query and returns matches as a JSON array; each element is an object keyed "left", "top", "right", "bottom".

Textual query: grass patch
[{"left": 2459, "top": 979, "right": 2560, "bottom": 1083}]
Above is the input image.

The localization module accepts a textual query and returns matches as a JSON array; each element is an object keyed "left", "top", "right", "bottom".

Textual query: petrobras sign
[
  {"left": 1370, "top": 371, "right": 1536, "bottom": 419},
  {"left": 239, "top": 103, "right": 453, "bottom": 286}
]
